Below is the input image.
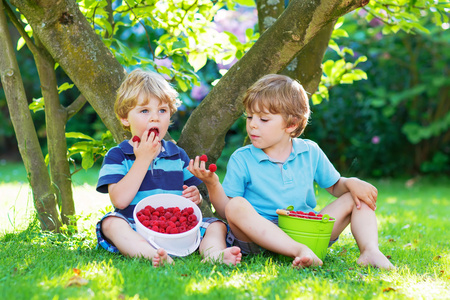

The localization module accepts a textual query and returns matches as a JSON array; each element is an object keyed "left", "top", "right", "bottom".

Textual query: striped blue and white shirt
[{"left": 97, "top": 139, "right": 201, "bottom": 214}]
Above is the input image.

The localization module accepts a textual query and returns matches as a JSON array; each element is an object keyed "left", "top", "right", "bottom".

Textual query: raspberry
[
  {"left": 179, "top": 216, "right": 187, "bottom": 223},
  {"left": 151, "top": 226, "right": 159, "bottom": 232},
  {"left": 186, "top": 207, "right": 194, "bottom": 215},
  {"left": 132, "top": 135, "right": 141, "bottom": 143},
  {"left": 179, "top": 226, "right": 187, "bottom": 233},
  {"left": 143, "top": 209, "right": 151, "bottom": 216},
  {"left": 170, "top": 216, "right": 178, "bottom": 222},
  {"left": 142, "top": 220, "right": 151, "bottom": 227},
  {"left": 156, "top": 206, "right": 165, "bottom": 213},
  {"left": 152, "top": 211, "right": 160, "bottom": 217},
  {"left": 200, "top": 154, "right": 208, "bottom": 162},
  {"left": 308, "top": 211, "right": 316, "bottom": 216},
  {"left": 164, "top": 212, "right": 172, "bottom": 219},
  {"left": 208, "top": 164, "right": 217, "bottom": 172},
  {"left": 169, "top": 227, "right": 179, "bottom": 234},
  {"left": 188, "top": 214, "right": 197, "bottom": 223}
]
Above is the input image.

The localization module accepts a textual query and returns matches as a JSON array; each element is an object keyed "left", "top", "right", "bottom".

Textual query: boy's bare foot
[
  {"left": 202, "top": 246, "right": 242, "bottom": 266},
  {"left": 357, "top": 249, "right": 394, "bottom": 270},
  {"left": 292, "top": 249, "right": 323, "bottom": 269},
  {"left": 152, "top": 248, "right": 173, "bottom": 268}
]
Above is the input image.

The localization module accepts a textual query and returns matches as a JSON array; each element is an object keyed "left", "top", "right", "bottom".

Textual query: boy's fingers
[{"left": 353, "top": 196, "right": 361, "bottom": 209}]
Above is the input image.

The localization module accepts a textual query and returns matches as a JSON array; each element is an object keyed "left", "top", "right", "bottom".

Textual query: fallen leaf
[
  {"left": 338, "top": 248, "right": 348, "bottom": 256},
  {"left": 65, "top": 276, "right": 89, "bottom": 287},
  {"left": 386, "top": 255, "right": 392, "bottom": 259},
  {"left": 388, "top": 239, "right": 396, "bottom": 242},
  {"left": 383, "top": 287, "right": 397, "bottom": 292},
  {"left": 433, "top": 255, "right": 442, "bottom": 261},
  {"left": 73, "top": 268, "right": 81, "bottom": 276},
  {"left": 403, "top": 243, "right": 412, "bottom": 248}
]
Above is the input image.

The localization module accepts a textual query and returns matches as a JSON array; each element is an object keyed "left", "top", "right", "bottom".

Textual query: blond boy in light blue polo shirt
[{"left": 188, "top": 74, "right": 394, "bottom": 270}]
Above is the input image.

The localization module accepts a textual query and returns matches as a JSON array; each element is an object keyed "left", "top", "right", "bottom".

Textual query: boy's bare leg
[
  {"left": 200, "top": 221, "right": 242, "bottom": 266},
  {"left": 226, "top": 197, "right": 322, "bottom": 268},
  {"left": 101, "top": 217, "right": 174, "bottom": 267},
  {"left": 320, "top": 193, "right": 394, "bottom": 270}
]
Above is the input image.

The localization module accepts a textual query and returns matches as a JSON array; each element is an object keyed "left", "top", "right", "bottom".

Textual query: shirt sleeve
[
  {"left": 313, "top": 143, "right": 340, "bottom": 189},
  {"left": 96, "top": 147, "right": 128, "bottom": 193}
]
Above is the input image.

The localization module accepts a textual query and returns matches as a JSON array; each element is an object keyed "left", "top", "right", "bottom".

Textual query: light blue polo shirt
[{"left": 222, "top": 138, "right": 340, "bottom": 220}]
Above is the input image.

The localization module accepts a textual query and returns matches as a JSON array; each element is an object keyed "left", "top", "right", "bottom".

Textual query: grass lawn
[{"left": 0, "top": 161, "right": 449, "bottom": 299}]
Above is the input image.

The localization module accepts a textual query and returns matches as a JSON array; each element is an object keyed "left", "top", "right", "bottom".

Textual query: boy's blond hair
[
  {"left": 115, "top": 69, "right": 181, "bottom": 130},
  {"left": 243, "top": 74, "right": 310, "bottom": 138}
]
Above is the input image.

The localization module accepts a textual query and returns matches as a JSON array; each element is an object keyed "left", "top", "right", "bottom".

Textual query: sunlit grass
[{"left": 1, "top": 169, "right": 449, "bottom": 299}]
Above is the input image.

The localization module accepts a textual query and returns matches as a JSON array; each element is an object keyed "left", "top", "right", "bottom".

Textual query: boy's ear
[
  {"left": 120, "top": 118, "right": 129, "bottom": 127},
  {"left": 285, "top": 123, "right": 298, "bottom": 134}
]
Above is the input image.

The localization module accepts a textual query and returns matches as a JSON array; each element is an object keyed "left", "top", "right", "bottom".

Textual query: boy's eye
[
  {"left": 140, "top": 109, "right": 149, "bottom": 113},
  {"left": 261, "top": 118, "right": 269, "bottom": 122},
  {"left": 159, "top": 108, "right": 167, "bottom": 114}
]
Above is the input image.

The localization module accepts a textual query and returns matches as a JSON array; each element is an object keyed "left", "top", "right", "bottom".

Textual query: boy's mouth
[{"left": 148, "top": 127, "right": 159, "bottom": 137}]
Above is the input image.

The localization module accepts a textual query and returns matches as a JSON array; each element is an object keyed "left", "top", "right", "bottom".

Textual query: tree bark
[
  {"left": 0, "top": 1, "right": 62, "bottom": 231},
  {"left": 178, "top": 0, "right": 369, "bottom": 162},
  {"left": 256, "top": 0, "right": 285, "bottom": 33},
  {"left": 10, "top": 0, "right": 127, "bottom": 143},
  {"left": 282, "top": 21, "right": 336, "bottom": 95}
]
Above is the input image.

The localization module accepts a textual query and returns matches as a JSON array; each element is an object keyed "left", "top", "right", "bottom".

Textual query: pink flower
[{"left": 371, "top": 136, "right": 380, "bottom": 144}]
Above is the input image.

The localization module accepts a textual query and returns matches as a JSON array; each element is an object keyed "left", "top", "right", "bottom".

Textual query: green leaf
[
  {"left": 58, "top": 82, "right": 74, "bottom": 94},
  {"left": 187, "top": 52, "right": 207, "bottom": 72},
  {"left": 115, "top": 40, "right": 134, "bottom": 61},
  {"left": 65, "top": 132, "right": 95, "bottom": 141},
  {"left": 17, "top": 37, "right": 26, "bottom": 51},
  {"left": 234, "top": 0, "right": 255, "bottom": 7},
  {"left": 81, "top": 150, "right": 94, "bottom": 170},
  {"left": 29, "top": 97, "right": 45, "bottom": 113}
]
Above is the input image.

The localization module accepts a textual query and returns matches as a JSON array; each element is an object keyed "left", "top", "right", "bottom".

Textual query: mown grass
[{"left": 0, "top": 162, "right": 449, "bottom": 299}]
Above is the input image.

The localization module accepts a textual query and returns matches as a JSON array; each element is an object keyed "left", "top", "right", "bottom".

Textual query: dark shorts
[
  {"left": 96, "top": 211, "right": 224, "bottom": 254},
  {"left": 225, "top": 219, "right": 339, "bottom": 255}
]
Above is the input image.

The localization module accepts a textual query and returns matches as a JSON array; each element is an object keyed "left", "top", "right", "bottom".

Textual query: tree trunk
[
  {"left": 256, "top": 0, "right": 285, "bottom": 33},
  {"left": 10, "top": 0, "right": 127, "bottom": 143},
  {"left": 34, "top": 38, "right": 76, "bottom": 227},
  {"left": 0, "top": 1, "right": 62, "bottom": 231}
]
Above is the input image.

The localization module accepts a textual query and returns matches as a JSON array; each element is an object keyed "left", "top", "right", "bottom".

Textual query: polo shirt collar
[
  {"left": 250, "top": 138, "right": 309, "bottom": 163},
  {"left": 118, "top": 139, "right": 172, "bottom": 157}
]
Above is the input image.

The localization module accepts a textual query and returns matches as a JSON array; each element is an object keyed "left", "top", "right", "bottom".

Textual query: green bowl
[{"left": 278, "top": 214, "right": 335, "bottom": 260}]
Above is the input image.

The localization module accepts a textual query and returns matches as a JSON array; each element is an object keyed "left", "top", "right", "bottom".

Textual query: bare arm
[
  {"left": 325, "top": 177, "right": 378, "bottom": 210},
  {"left": 187, "top": 156, "right": 230, "bottom": 219}
]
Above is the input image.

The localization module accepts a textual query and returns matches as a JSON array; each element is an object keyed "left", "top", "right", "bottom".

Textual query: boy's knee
[
  {"left": 225, "top": 197, "right": 248, "bottom": 219},
  {"left": 101, "top": 216, "right": 123, "bottom": 235}
]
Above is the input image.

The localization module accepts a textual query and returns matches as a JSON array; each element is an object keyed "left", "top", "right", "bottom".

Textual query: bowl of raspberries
[{"left": 133, "top": 194, "right": 203, "bottom": 257}]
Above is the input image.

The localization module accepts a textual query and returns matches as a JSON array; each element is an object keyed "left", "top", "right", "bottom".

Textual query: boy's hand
[
  {"left": 132, "top": 130, "right": 160, "bottom": 163},
  {"left": 187, "top": 156, "right": 220, "bottom": 185},
  {"left": 345, "top": 178, "right": 378, "bottom": 211},
  {"left": 182, "top": 185, "right": 201, "bottom": 206}
]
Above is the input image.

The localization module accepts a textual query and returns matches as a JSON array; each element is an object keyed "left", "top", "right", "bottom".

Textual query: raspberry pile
[
  {"left": 136, "top": 205, "right": 199, "bottom": 234},
  {"left": 288, "top": 211, "right": 333, "bottom": 220}
]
